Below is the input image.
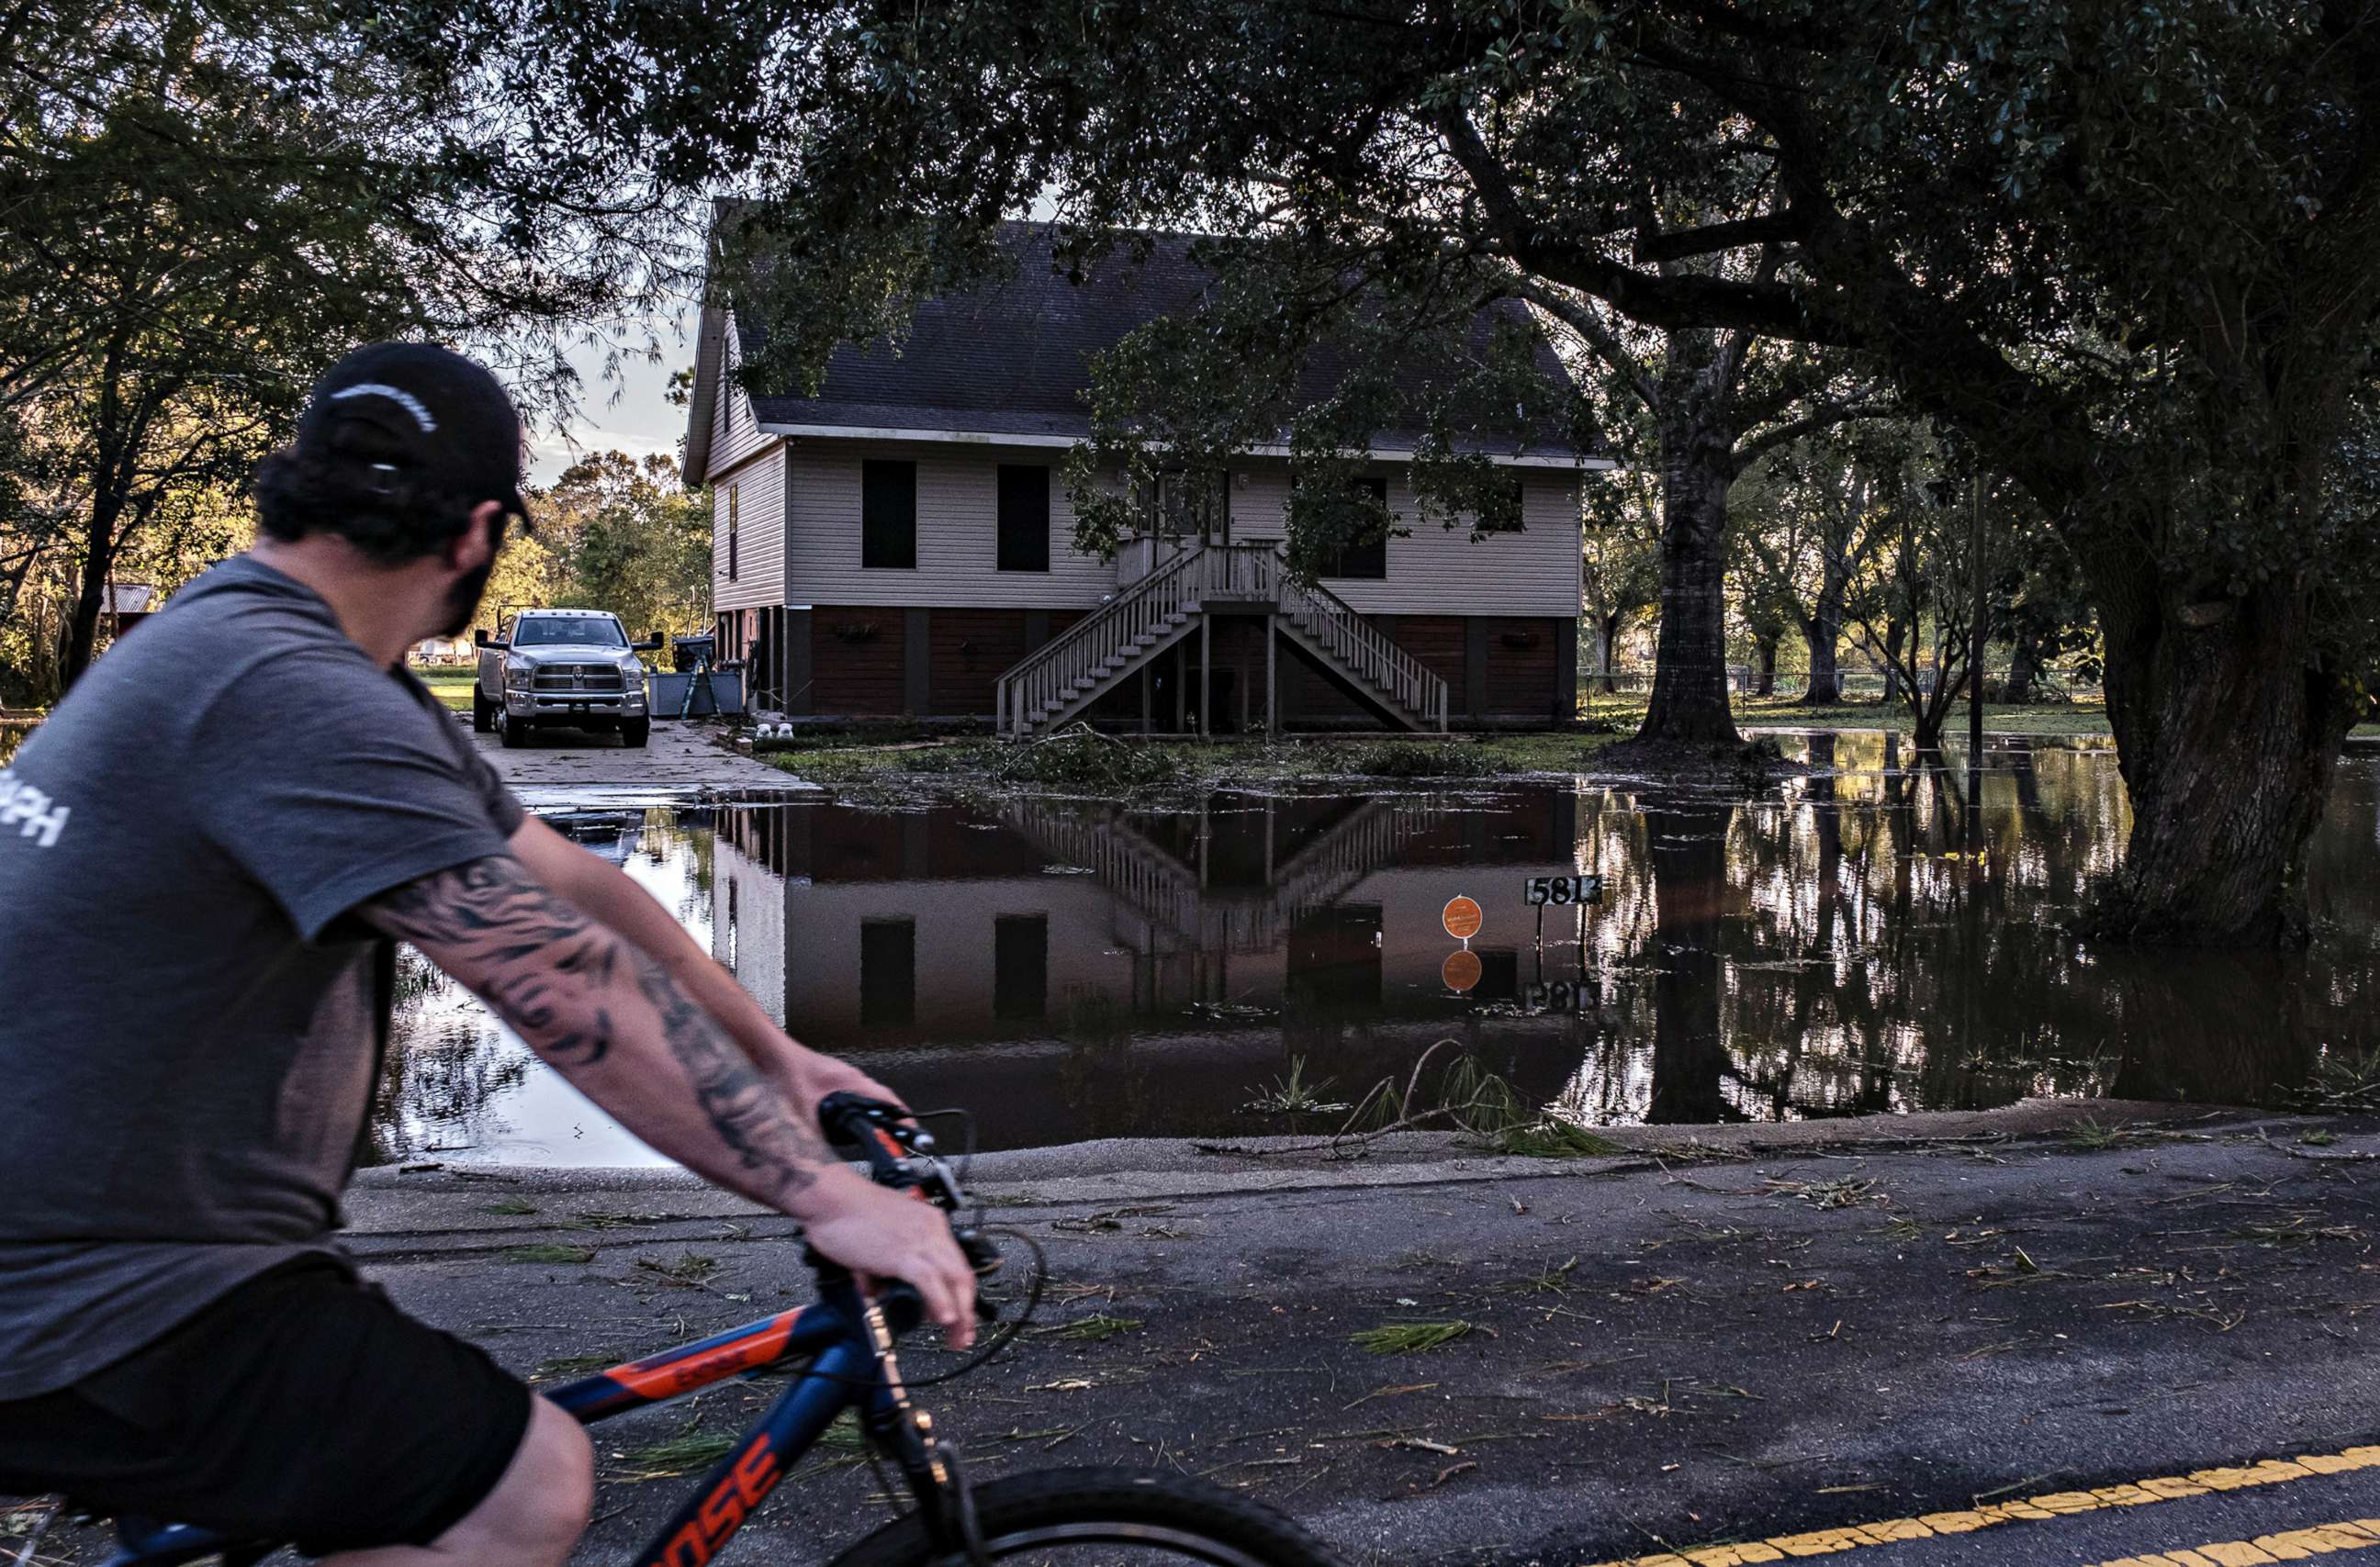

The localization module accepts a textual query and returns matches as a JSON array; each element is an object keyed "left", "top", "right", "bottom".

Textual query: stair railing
[
  {"left": 996, "top": 545, "right": 1210, "bottom": 737},
  {"left": 994, "top": 539, "right": 1450, "bottom": 736},
  {"left": 1272, "top": 569, "right": 1449, "bottom": 732}
]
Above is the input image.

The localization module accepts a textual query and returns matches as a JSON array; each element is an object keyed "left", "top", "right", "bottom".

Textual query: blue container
[{"left": 646, "top": 669, "right": 744, "bottom": 717}]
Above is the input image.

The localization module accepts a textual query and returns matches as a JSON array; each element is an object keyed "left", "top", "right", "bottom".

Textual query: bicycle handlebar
[{"left": 815, "top": 1092, "right": 1005, "bottom": 1319}]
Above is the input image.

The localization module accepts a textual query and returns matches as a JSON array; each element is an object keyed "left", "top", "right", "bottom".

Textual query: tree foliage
[
  {"left": 0, "top": 0, "right": 685, "bottom": 700},
  {"left": 478, "top": 452, "right": 711, "bottom": 642}
]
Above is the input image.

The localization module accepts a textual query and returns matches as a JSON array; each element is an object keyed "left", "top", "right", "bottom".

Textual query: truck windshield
[{"left": 511, "top": 618, "right": 626, "bottom": 648}]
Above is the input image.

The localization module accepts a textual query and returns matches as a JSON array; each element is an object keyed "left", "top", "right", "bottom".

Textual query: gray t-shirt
[{"left": 0, "top": 555, "right": 524, "bottom": 1399}]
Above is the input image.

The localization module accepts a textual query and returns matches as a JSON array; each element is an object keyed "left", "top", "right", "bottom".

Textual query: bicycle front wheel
[{"left": 828, "top": 1466, "right": 1350, "bottom": 1567}]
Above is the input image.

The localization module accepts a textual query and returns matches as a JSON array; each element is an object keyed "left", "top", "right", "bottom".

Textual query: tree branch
[
  {"left": 1433, "top": 102, "right": 1850, "bottom": 343},
  {"left": 1633, "top": 209, "right": 1807, "bottom": 264}
]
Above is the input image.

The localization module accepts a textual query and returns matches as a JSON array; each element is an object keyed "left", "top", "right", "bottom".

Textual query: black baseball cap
[{"left": 296, "top": 341, "right": 530, "bottom": 523}]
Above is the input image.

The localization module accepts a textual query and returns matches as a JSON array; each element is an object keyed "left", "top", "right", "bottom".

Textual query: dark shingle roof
[{"left": 733, "top": 224, "right": 1585, "bottom": 460}]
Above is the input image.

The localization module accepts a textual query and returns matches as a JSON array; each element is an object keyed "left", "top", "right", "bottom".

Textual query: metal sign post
[
  {"left": 1442, "top": 897, "right": 1484, "bottom": 993},
  {"left": 1525, "top": 874, "right": 1604, "bottom": 948}
]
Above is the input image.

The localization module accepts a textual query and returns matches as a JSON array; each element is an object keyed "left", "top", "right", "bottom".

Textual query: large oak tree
[{"left": 501, "top": 0, "right": 2380, "bottom": 946}]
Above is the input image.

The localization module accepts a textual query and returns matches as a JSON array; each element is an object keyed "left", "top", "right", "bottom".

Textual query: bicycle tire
[{"left": 827, "top": 1465, "right": 1351, "bottom": 1567}]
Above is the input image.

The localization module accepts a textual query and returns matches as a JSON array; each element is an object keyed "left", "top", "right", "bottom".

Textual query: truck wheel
[
  {"left": 500, "top": 709, "right": 532, "bottom": 748},
  {"left": 472, "top": 687, "right": 493, "bottom": 733},
  {"left": 621, "top": 719, "right": 650, "bottom": 749}
]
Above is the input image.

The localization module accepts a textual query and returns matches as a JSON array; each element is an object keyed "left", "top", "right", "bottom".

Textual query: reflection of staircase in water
[{"left": 1001, "top": 799, "right": 1425, "bottom": 954}]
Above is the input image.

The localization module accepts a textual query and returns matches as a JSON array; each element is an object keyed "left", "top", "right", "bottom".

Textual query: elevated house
[{"left": 683, "top": 225, "right": 1608, "bottom": 732}]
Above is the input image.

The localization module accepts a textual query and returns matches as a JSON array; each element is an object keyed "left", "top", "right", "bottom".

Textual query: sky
[
  {"left": 523, "top": 322, "right": 698, "bottom": 486},
  {"left": 531, "top": 192, "right": 1071, "bottom": 487}
]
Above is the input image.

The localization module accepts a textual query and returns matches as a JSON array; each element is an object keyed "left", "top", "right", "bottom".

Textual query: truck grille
[{"left": 532, "top": 665, "right": 626, "bottom": 692}]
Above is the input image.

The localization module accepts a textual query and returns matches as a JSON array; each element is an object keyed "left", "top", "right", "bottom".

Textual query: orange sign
[
  {"left": 1442, "top": 895, "right": 1483, "bottom": 942},
  {"left": 1442, "top": 948, "right": 1484, "bottom": 993}
]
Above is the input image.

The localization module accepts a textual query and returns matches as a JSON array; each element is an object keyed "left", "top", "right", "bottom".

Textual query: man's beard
[{"left": 439, "top": 557, "right": 496, "bottom": 639}]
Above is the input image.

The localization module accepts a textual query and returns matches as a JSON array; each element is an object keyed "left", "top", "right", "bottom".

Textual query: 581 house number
[{"left": 1523, "top": 874, "right": 1602, "bottom": 907}]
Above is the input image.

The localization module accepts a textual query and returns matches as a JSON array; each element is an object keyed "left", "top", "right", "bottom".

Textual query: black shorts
[{"left": 0, "top": 1256, "right": 533, "bottom": 1555}]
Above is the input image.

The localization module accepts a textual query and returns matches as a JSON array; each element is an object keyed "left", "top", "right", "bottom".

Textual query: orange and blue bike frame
[{"left": 102, "top": 1281, "right": 920, "bottom": 1567}]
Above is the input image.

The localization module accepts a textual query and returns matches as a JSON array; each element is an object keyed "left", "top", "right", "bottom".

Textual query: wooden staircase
[
  {"left": 994, "top": 543, "right": 1449, "bottom": 737},
  {"left": 999, "top": 797, "right": 1427, "bottom": 956}
]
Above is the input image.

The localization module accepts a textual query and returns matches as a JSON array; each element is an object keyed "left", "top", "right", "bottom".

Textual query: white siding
[
  {"left": 783, "top": 439, "right": 1119, "bottom": 610},
  {"left": 711, "top": 443, "right": 786, "bottom": 610},
  {"left": 712, "top": 834, "right": 786, "bottom": 1023},
  {"left": 1227, "top": 460, "right": 1583, "bottom": 618},
  {"left": 705, "top": 319, "right": 774, "bottom": 478},
  {"left": 768, "top": 436, "right": 1582, "bottom": 618}
]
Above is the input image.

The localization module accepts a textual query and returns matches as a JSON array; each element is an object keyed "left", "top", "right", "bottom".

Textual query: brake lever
[{"left": 819, "top": 1092, "right": 970, "bottom": 1213}]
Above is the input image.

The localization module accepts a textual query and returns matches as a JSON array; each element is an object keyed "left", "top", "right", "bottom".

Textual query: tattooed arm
[
  {"left": 363, "top": 855, "right": 976, "bottom": 1344},
  {"left": 504, "top": 815, "right": 904, "bottom": 1116}
]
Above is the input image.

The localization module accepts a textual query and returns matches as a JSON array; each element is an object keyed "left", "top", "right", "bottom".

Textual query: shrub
[
  {"left": 916, "top": 728, "right": 1187, "bottom": 793},
  {"left": 1330, "top": 742, "right": 1510, "bottom": 779}
]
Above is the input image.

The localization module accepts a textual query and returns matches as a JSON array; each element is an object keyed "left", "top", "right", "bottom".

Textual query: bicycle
[{"left": 76, "top": 1094, "right": 1348, "bottom": 1567}]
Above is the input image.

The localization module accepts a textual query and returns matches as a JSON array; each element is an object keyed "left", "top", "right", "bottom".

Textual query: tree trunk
[
  {"left": 1880, "top": 619, "right": 1906, "bottom": 704},
  {"left": 1645, "top": 798, "right": 1733, "bottom": 1125},
  {"left": 1597, "top": 614, "right": 1621, "bottom": 695},
  {"left": 59, "top": 495, "right": 121, "bottom": 692},
  {"left": 1753, "top": 632, "right": 1777, "bottom": 697},
  {"left": 2004, "top": 630, "right": 2041, "bottom": 705},
  {"left": 2086, "top": 578, "right": 2355, "bottom": 946},
  {"left": 1805, "top": 565, "right": 1845, "bottom": 704},
  {"left": 1634, "top": 434, "right": 1740, "bottom": 746}
]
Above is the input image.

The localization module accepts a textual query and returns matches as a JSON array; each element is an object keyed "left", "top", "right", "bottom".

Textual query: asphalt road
[{"left": 19, "top": 1110, "right": 2380, "bottom": 1566}]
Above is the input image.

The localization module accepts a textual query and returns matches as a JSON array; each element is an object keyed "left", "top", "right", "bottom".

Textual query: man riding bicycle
[{"left": 0, "top": 343, "right": 976, "bottom": 1566}]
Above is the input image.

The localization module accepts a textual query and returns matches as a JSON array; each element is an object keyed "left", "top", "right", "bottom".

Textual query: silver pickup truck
[{"left": 472, "top": 609, "right": 661, "bottom": 749}]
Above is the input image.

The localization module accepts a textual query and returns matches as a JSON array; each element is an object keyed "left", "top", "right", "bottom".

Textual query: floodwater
[{"left": 375, "top": 734, "right": 2380, "bottom": 1166}]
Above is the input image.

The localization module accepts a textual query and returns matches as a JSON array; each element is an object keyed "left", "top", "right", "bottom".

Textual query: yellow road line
[
  {"left": 1583, "top": 1446, "right": 2380, "bottom": 1566},
  {"left": 2094, "top": 1516, "right": 2380, "bottom": 1563}
]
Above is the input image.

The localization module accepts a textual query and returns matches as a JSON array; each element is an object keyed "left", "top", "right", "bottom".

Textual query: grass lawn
[
  {"left": 1611, "top": 693, "right": 2120, "bottom": 736},
  {"left": 752, "top": 690, "right": 2380, "bottom": 797},
  {"left": 758, "top": 728, "right": 1624, "bottom": 791},
  {"left": 411, "top": 666, "right": 477, "bottom": 711},
  {"left": 583, "top": 686, "right": 2380, "bottom": 795},
  {"left": 752, "top": 699, "right": 2124, "bottom": 794}
]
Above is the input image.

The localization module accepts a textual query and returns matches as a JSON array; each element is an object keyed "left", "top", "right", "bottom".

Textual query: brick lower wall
[
  {"left": 1482, "top": 617, "right": 1563, "bottom": 720},
  {"left": 810, "top": 605, "right": 906, "bottom": 715},
  {"left": 760, "top": 605, "right": 1576, "bottom": 726},
  {"left": 927, "top": 609, "right": 1030, "bottom": 715},
  {"left": 1393, "top": 617, "right": 1468, "bottom": 696}
]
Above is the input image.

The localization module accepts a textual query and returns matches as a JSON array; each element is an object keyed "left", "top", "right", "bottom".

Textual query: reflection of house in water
[
  {"left": 710, "top": 794, "right": 1598, "bottom": 1147},
  {"left": 545, "top": 811, "right": 650, "bottom": 866}
]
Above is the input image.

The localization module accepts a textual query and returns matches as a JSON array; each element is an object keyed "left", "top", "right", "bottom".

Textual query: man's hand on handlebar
[
  {"left": 796, "top": 1168, "right": 979, "bottom": 1349},
  {"left": 780, "top": 1055, "right": 909, "bottom": 1125}
]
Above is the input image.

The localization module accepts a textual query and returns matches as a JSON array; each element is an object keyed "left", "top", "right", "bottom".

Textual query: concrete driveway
[{"left": 465, "top": 715, "right": 808, "bottom": 795}]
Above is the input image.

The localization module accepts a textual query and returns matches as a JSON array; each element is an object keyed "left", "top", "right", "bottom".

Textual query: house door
[{"left": 1154, "top": 469, "right": 1229, "bottom": 548}]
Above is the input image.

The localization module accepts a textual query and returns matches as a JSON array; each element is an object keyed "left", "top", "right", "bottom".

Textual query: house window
[
  {"left": 1327, "top": 477, "right": 1388, "bottom": 579},
  {"left": 997, "top": 465, "right": 1050, "bottom": 573},
  {"left": 993, "top": 914, "right": 1049, "bottom": 1020},
  {"left": 862, "top": 460, "right": 917, "bottom": 569},
  {"left": 725, "top": 484, "right": 739, "bottom": 581},
  {"left": 859, "top": 918, "right": 916, "bottom": 1027},
  {"left": 1150, "top": 469, "right": 1221, "bottom": 539}
]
